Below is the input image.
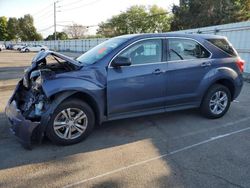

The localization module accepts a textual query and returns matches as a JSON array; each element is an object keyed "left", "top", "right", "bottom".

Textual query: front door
[{"left": 107, "top": 38, "right": 167, "bottom": 117}]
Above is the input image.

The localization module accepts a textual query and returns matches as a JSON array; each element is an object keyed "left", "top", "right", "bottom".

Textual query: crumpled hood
[
  {"left": 32, "top": 50, "right": 82, "bottom": 67},
  {"left": 53, "top": 66, "right": 107, "bottom": 87},
  {"left": 23, "top": 50, "right": 82, "bottom": 88}
]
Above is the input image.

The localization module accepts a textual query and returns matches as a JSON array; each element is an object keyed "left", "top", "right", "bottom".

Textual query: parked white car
[
  {"left": 13, "top": 44, "right": 27, "bottom": 51},
  {"left": 21, "top": 45, "right": 49, "bottom": 52},
  {"left": 0, "top": 44, "right": 6, "bottom": 51}
]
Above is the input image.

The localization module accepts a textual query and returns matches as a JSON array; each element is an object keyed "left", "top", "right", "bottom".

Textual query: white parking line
[
  {"left": 63, "top": 126, "right": 250, "bottom": 188},
  {"left": 173, "top": 117, "right": 250, "bottom": 139}
]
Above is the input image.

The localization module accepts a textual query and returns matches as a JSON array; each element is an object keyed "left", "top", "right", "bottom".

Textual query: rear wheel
[
  {"left": 46, "top": 99, "right": 95, "bottom": 145},
  {"left": 201, "top": 84, "right": 231, "bottom": 119},
  {"left": 25, "top": 48, "right": 29, "bottom": 52}
]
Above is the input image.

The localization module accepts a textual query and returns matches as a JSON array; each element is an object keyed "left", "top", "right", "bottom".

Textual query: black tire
[
  {"left": 25, "top": 49, "right": 29, "bottom": 52},
  {"left": 46, "top": 99, "right": 95, "bottom": 145},
  {"left": 41, "top": 48, "right": 45, "bottom": 51},
  {"left": 200, "top": 84, "right": 231, "bottom": 119}
]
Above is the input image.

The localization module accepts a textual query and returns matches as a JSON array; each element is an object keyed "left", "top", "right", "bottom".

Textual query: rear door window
[
  {"left": 168, "top": 38, "right": 210, "bottom": 61},
  {"left": 207, "top": 38, "right": 237, "bottom": 57}
]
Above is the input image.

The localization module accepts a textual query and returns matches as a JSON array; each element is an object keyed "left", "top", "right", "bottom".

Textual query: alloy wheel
[
  {"left": 209, "top": 91, "right": 228, "bottom": 115},
  {"left": 53, "top": 108, "right": 88, "bottom": 140}
]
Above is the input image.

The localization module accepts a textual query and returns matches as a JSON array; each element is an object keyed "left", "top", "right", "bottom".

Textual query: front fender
[
  {"left": 42, "top": 77, "right": 104, "bottom": 98},
  {"left": 41, "top": 78, "right": 105, "bottom": 118},
  {"left": 37, "top": 78, "right": 106, "bottom": 141}
]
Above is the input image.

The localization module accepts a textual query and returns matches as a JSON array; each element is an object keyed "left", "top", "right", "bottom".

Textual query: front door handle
[
  {"left": 201, "top": 62, "right": 211, "bottom": 67},
  {"left": 152, "top": 69, "right": 164, "bottom": 75}
]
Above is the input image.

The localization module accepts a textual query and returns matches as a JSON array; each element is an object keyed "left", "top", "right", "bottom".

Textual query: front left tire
[{"left": 46, "top": 99, "right": 95, "bottom": 145}]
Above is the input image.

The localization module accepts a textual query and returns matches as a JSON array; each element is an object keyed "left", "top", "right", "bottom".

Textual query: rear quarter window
[{"left": 207, "top": 38, "right": 237, "bottom": 57}]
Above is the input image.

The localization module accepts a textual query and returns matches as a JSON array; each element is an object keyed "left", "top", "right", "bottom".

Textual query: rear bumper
[
  {"left": 5, "top": 100, "right": 40, "bottom": 149},
  {"left": 233, "top": 75, "right": 244, "bottom": 100}
]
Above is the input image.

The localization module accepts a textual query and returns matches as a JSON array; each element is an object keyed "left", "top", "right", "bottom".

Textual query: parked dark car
[
  {"left": 6, "top": 44, "right": 14, "bottom": 50},
  {"left": 5, "top": 33, "right": 244, "bottom": 149}
]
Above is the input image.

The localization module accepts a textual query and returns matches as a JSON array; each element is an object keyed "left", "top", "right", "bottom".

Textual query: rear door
[
  {"left": 107, "top": 38, "right": 168, "bottom": 117},
  {"left": 165, "top": 38, "right": 212, "bottom": 106}
]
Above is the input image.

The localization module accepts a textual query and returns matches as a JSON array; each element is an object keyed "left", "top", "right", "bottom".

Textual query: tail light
[{"left": 236, "top": 58, "right": 245, "bottom": 73}]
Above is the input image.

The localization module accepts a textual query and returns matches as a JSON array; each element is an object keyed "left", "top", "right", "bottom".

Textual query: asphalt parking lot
[{"left": 0, "top": 50, "right": 250, "bottom": 188}]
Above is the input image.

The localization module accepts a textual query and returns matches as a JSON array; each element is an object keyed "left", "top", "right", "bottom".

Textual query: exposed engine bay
[{"left": 13, "top": 50, "right": 82, "bottom": 121}]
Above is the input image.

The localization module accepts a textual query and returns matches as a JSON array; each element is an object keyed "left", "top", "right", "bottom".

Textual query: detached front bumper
[{"left": 5, "top": 100, "right": 40, "bottom": 149}]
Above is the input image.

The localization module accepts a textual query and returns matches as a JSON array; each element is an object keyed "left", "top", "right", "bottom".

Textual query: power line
[
  {"left": 35, "top": 17, "right": 54, "bottom": 26},
  {"left": 34, "top": 9, "right": 53, "bottom": 19},
  {"left": 147, "top": 12, "right": 169, "bottom": 18},
  {"left": 32, "top": 3, "right": 53, "bottom": 17},
  {"left": 57, "top": 24, "right": 98, "bottom": 28},
  {"left": 60, "top": 0, "right": 101, "bottom": 12},
  {"left": 57, "top": 20, "right": 74, "bottom": 23},
  {"left": 60, "top": 0, "right": 85, "bottom": 7},
  {"left": 36, "top": 0, "right": 101, "bottom": 37},
  {"left": 34, "top": 12, "right": 54, "bottom": 23},
  {"left": 37, "top": 25, "right": 54, "bottom": 32}
]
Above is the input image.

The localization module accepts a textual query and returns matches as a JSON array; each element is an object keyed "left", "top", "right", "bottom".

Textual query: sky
[{"left": 0, "top": 0, "right": 179, "bottom": 38}]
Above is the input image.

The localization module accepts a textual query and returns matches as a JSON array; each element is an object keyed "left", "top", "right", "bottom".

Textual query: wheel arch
[
  {"left": 213, "top": 79, "right": 235, "bottom": 100},
  {"left": 49, "top": 90, "right": 102, "bottom": 126},
  {"left": 201, "top": 78, "right": 235, "bottom": 104}
]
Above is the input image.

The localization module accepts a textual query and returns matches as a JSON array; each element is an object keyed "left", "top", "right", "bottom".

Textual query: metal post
[{"left": 54, "top": 2, "right": 57, "bottom": 41}]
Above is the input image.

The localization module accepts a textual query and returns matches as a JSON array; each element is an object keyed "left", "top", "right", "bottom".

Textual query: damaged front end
[
  {"left": 5, "top": 50, "right": 82, "bottom": 149},
  {"left": 5, "top": 80, "right": 47, "bottom": 149}
]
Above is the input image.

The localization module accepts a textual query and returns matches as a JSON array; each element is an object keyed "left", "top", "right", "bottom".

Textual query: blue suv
[{"left": 5, "top": 33, "right": 244, "bottom": 148}]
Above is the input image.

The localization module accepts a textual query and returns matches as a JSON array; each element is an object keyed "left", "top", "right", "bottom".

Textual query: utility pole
[{"left": 54, "top": 1, "right": 57, "bottom": 41}]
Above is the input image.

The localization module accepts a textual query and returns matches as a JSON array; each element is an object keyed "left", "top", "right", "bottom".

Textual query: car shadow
[{"left": 0, "top": 108, "right": 203, "bottom": 170}]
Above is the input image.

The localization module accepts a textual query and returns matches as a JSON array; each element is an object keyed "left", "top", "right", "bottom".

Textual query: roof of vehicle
[{"left": 116, "top": 33, "right": 226, "bottom": 41}]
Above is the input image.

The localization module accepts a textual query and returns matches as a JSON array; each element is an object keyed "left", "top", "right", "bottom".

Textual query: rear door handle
[
  {"left": 201, "top": 62, "right": 211, "bottom": 67},
  {"left": 152, "top": 69, "right": 164, "bottom": 75}
]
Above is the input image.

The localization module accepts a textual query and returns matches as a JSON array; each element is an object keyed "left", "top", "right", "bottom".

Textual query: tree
[
  {"left": 6, "top": 17, "right": 19, "bottom": 40},
  {"left": 0, "top": 15, "right": 42, "bottom": 41},
  {"left": 0, "top": 16, "right": 8, "bottom": 40},
  {"left": 171, "top": 0, "right": 250, "bottom": 31},
  {"left": 63, "top": 24, "right": 88, "bottom": 39},
  {"left": 147, "top": 5, "right": 172, "bottom": 33},
  {"left": 18, "top": 14, "right": 43, "bottom": 41},
  {"left": 45, "top": 32, "right": 68, "bottom": 40},
  {"left": 97, "top": 5, "right": 172, "bottom": 37}
]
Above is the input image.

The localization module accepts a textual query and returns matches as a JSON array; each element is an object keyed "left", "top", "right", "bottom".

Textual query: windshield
[{"left": 76, "top": 37, "right": 128, "bottom": 65}]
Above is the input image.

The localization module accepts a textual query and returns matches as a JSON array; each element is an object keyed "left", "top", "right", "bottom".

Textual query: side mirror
[{"left": 111, "top": 56, "right": 131, "bottom": 68}]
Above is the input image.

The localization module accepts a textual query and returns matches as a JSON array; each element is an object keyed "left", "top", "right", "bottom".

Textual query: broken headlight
[
  {"left": 35, "top": 75, "right": 42, "bottom": 85},
  {"left": 23, "top": 67, "right": 32, "bottom": 88},
  {"left": 30, "top": 70, "right": 43, "bottom": 90}
]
